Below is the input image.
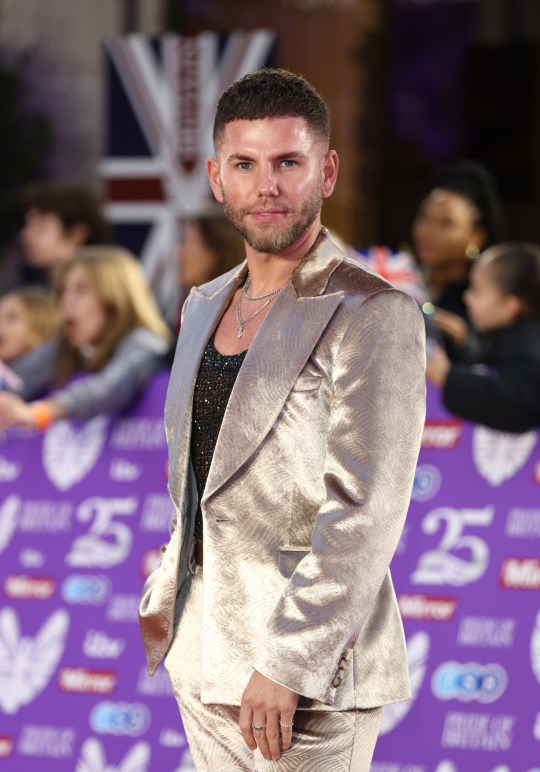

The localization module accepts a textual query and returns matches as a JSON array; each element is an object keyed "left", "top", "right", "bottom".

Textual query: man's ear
[
  {"left": 206, "top": 156, "right": 224, "bottom": 203},
  {"left": 322, "top": 150, "right": 339, "bottom": 199}
]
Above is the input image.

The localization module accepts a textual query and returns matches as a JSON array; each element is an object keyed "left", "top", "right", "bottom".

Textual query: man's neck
[{"left": 244, "top": 220, "right": 322, "bottom": 295}]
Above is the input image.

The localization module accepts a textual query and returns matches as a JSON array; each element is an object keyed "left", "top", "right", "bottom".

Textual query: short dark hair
[
  {"left": 21, "top": 182, "right": 111, "bottom": 245},
  {"left": 213, "top": 68, "right": 330, "bottom": 149},
  {"left": 483, "top": 241, "right": 540, "bottom": 319},
  {"left": 419, "top": 160, "right": 504, "bottom": 248}
]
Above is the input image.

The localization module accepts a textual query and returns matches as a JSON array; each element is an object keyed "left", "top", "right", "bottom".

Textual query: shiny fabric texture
[
  {"left": 165, "top": 568, "right": 383, "bottom": 771},
  {"left": 139, "top": 229, "right": 426, "bottom": 709}
]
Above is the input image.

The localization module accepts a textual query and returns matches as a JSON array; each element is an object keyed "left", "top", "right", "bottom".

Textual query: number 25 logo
[
  {"left": 411, "top": 506, "right": 494, "bottom": 586},
  {"left": 66, "top": 496, "right": 138, "bottom": 568}
]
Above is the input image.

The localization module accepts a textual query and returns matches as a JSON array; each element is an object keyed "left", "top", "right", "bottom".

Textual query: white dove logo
[
  {"left": 75, "top": 737, "right": 150, "bottom": 772},
  {"left": 76, "top": 738, "right": 151, "bottom": 772},
  {"left": 43, "top": 416, "right": 109, "bottom": 491},
  {"left": 472, "top": 426, "right": 537, "bottom": 486},
  {"left": 0, "top": 608, "right": 69, "bottom": 714},
  {"left": 173, "top": 747, "right": 196, "bottom": 772},
  {"left": 531, "top": 610, "right": 540, "bottom": 686},
  {"left": 379, "top": 631, "right": 430, "bottom": 735}
]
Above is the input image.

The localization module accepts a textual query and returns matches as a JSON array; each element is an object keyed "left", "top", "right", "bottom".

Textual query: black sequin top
[{"left": 190, "top": 334, "right": 248, "bottom": 539}]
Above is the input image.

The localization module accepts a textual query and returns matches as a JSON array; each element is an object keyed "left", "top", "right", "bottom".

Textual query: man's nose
[{"left": 257, "top": 167, "right": 279, "bottom": 197}]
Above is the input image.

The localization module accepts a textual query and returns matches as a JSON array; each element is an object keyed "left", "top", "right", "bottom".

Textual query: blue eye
[
  {"left": 238, "top": 162, "right": 252, "bottom": 170},
  {"left": 280, "top": 159, "right": 296, "bottom": 167}
]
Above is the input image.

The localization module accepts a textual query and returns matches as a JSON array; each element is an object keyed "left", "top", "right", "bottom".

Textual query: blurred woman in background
[
  {"left": 163, "top": 213, "right": 246, "bottom": 367},
  {"left": 175, "top": 213, "right": 245, "bottom": 327},
  {"left": 0, "top": 246, "right": 170, "bottom": 432},
  {"left": 411, "top": 160, "right": 504, "bottom": 357}
]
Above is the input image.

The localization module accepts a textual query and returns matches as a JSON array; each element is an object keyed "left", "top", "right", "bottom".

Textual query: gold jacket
[{"left": 139, "top": 229, "right": 426, "bottom": 710}]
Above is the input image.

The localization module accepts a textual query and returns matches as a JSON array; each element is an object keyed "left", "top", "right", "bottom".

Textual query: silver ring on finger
[
  {"left": 279, "top": 720, "right": 294, "bottom": 728},
  {"left": 252, "top": 723, "right": 266, "bottom": 732}
]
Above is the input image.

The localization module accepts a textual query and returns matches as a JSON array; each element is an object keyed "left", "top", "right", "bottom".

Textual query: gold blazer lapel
[
  {"left": 165, "top": 267, "right": 246, "bottom": 502},
  {"left": 202, "top": 231, "right": 345, "bottom": 504}
]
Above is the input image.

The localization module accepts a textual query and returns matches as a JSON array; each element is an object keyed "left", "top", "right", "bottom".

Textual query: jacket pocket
[{"left": 277, "top": 546, "right": 310, "bottom": 578}]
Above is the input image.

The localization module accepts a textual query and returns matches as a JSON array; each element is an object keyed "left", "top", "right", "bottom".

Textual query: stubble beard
[{"left": 222, "top": 182, "right": 323, "bottom": 254}]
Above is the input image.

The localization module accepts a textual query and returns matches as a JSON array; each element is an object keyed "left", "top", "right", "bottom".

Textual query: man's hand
[{"left": 239, "top": 670, "right": 299, "bottom": 761}]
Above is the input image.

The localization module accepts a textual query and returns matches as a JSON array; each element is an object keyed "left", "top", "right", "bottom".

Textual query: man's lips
[{"left": 250, "top": 208, "right": 288, "bottom": 221}]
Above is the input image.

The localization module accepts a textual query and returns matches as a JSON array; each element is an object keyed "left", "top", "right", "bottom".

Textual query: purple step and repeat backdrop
[{"left": 0, "top": 374, "right": 539, "bottom": 771}]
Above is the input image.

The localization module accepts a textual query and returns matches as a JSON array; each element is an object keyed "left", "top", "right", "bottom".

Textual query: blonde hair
[
  {"left": 3, "top": 287, "right": 60, "bottom": 345},
  {"left": 56, "top": 246, "right": 171, "bottom": 378}
]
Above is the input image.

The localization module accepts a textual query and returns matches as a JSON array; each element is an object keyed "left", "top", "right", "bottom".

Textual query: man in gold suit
[{"left": 139, "top": 69, "right": 426, "bottom": 770}]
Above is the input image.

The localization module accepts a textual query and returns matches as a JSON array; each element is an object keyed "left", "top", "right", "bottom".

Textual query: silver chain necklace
[
  {"left": 242, "top": 272, "right": 283, "bottom": 301},
  {"left": 235, "top": 275, "right": 286, "bottom": 338}
]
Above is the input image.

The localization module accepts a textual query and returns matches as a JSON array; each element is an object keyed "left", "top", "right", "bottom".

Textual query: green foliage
[{"left": 0, "top": 50, "right": 54, "bottom": 252}]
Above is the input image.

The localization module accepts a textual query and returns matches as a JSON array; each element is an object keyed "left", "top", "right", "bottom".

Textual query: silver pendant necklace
[{"left": 235, "top": 274, "right": 286, "bottom": 338}]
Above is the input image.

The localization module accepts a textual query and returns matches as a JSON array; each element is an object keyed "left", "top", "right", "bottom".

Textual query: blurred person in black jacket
[{"left": 426, "top": 242, "right": 540, "bottom": 433}]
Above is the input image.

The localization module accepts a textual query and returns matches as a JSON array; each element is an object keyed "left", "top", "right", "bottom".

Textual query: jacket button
[{"left": 332, "top": 676, "right": 342, "bottom": 688}]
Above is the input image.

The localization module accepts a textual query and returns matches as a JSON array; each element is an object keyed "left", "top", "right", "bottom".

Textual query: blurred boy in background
[{"left": 19, "top": 181, "right": 110, "bottom": 284}]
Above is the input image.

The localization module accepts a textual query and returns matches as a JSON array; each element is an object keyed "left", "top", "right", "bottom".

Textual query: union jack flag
[
  {"left": 349, "top": 245, "right": 429, "bottom": 304},
  {"left": 100, "top": 31, "right": 276, "bottom": 321}
]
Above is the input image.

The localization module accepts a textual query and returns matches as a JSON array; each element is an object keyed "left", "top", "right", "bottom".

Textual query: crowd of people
[
  {"left": 411, "top": 161, "right": 540, "bottom": 433},
  {"left": 0, "top": 181, "right": 244, "bottom": 433},
  {"left": 0, "top": 164, "right": 539, "bottom": 436}
]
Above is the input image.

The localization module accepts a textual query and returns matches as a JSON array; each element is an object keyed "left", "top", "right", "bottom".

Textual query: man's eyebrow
[
  {"left": 225, "top": 150, "right": 308, "bottom": 163},
  {"left": 275, "top": 151, "right": 307, "bottom": 161},
  {"left": 226, "top": 153, "right": 254, "bottom": 163}
]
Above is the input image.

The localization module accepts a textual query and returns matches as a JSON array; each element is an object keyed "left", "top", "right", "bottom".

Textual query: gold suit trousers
[{"left": 164, "top": 569, "right": 383, "bottom": 772}]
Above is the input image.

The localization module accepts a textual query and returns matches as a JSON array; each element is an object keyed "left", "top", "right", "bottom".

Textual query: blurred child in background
[
  {"left": 0, "top": 246, "right": 171, "bottom": 432},
  {"left": 426, "top": 242, "right": 540, "bottom": 433},
  {"left": 19, "top": 181, "right": 110, "bottom": 284},
  {"left": 0, "top": 287, "right": 59, "bottom": 399}
]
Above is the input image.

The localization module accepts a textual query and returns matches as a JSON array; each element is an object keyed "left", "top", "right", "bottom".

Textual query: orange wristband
[{"left": 30, "top": 401, "right": 53, "bottom": 432}]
